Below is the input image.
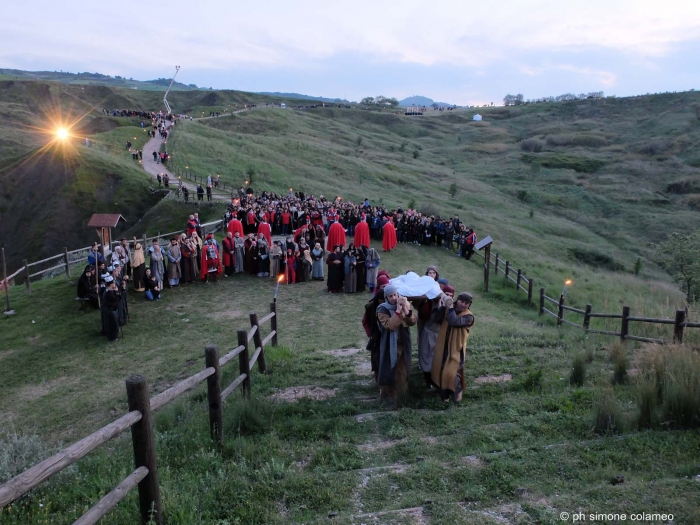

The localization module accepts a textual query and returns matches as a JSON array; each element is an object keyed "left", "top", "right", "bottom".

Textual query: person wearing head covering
[
  {"left": 223, "top": 232, "right": 235, "bottom": 277},
  {"left": 284, "top": 248, "right": 297, "bottom": 284},
  {"left": 200, "top": 234, "right": 222, "bottom": 282},
  {"left": 431, "top": 291, "right": 475, "bottom": 404},
  {"left": 382, "top": 218, "right": 397, "bottom": 252},
  {"left": 256, "top": 234, "right": 270, "bottom": 277},
  {"left": 244, "top": 233, "right": 257, "bottom": 275},
  {"left": 257, "top": 216, "right": 272, "bottom": 246},
  {"left": 311, "top": 242, "right": 325, "bottom": 280},
  {"left": 365, "top": 248, "right": 381, "bottom": 292},
  {"left": 326, "top": 245, "right": 344, "bottom": 292},
  {"left": 131, "top": 241, "right": 146, "bottom": 292},
  {"left": 227, "top": 215, "right": 244, "bottom": 238},
  {"left": 354, "top": 217, "right": 370, "bottom": 249},
  {"left": 180, "top": 234, "right": 198, "bottom": 283},
  {"left": 100, "top": 276, "right": 121, "bottom": 341},
  {"left": 343, "top": 244, "right": 358, "bottom": 293},
  {"left": 362, "top": 287, "right": 385, "bottom": 383},
  {"left": 270, "top": 241, "right": 284, "bottom": 278},
  {"left": 165, "top": 238, "right": 182, "bottom": 287},
  {"left": 77, "top": 265, "right": 99, "bottom": 308},
  {"left": 416, "top": 284, "right": 454, "bottom": 388},
  {"left": 148, "top": 239, "right": 165, "bottom": 291},
  {"left": 376, "top": 284, "right": 416, "bottom": 400},
  {"left": 355, "top": 244, "right": 367, "bottom": 292},
  {"left": 233, "top": 232, "right": 246, "bottom": 274},
  {"left": 327, "top": 220, "right": 346, "bottom": 252}
]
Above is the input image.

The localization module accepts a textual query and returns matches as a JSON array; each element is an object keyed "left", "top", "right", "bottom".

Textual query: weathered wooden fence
[
  {"left": 0, "top": 303, "right": 278, "bottom": 524},
  {"left": 473, "top": 244, "right": 700, "bottom": 344}
]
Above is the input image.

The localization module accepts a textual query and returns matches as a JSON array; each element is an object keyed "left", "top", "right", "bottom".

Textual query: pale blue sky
[{"left": 2, "top": 0, "right": 698, "bottom": 105}]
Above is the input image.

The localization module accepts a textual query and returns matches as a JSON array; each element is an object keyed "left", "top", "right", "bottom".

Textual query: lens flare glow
[
  {"left": 56, "top": 128, "right": 69, "bottom": 140},
  {"left": 565, "top": 279, "right": 573, "bottom": 285}
]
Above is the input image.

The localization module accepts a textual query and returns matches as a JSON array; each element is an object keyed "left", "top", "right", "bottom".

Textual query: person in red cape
[
  {"left": 200, "top": 234, "right": 222, "bottom": 281},
  {"left": 382, "top": 220, "right": 397, "bottom": 251},
  {"left": 284, "top": 248, "right": 296, "bottom": 284},
  {"left": 354, "top": 219, "right": 370, "bottom": 248},
  {"left": 294, "top": 224, "right": 309, "bottom": 244},
  {"left": 222, "top": 232, "right": 235, "bottom": 276},
  {"left": 227, "top": 217, "right": 244, "bottom": 238},
  {"left": 327, "top": 221, "right": 346, "bottom": 251},
  {"left": 257, "top": 218, "right": 272, "bottom": 246}
]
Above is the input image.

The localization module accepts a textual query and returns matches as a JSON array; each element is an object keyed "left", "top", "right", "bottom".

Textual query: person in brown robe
[
  {"left": 431, "top": 292, "right": 475, "bottom": 404},
  {"left": 376, "top": 284, "right": 417, "bottom": 401}
]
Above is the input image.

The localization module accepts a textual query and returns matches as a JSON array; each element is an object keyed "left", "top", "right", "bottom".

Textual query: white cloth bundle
[{"left": 389, "top": 272, "right": 442, "bottom": 299}]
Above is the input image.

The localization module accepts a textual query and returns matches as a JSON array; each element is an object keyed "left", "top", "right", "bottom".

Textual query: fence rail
[
  {"left": 479, "top": 246, "right": 698, "bottom": 345},
  {"left": 0, "top": 302, "right": 279, "bottom": 524}
]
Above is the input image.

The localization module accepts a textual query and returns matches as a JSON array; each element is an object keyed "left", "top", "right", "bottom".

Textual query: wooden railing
[
  {"left": 474, "top": 243, "right": 699, "bottom": 344},
  {"left": 0, "top": 303, "right": 278, "bottom": 524}
]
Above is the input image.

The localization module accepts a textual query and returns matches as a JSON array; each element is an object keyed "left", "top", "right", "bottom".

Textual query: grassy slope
[
  {"left": 2, "top": 242, "right": 699, "bottom": 524},
  {"left": 167, "top": 100, "right": 700, "bottom": 320}
]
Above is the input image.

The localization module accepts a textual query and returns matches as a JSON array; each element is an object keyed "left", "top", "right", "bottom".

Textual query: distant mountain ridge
[
  {"left": 399, "top": 95, "right": 454, "bottom": 107},
  {"left": 0, "top": 69, "right": 199, "bottom": 91},
  {"left": 257, "top": 92, "right": 352, "bottom": 104}
]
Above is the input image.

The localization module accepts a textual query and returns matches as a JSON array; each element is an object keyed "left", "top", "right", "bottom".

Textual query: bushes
[
  {"left": 521, "top": 153, "right": 605, "bottom": 173},
  {"left": 635, "top": 138, "right": 672, "bottom": 156},
  {"left": 520, "top": 138, "right": 545, "bottom": 152},
  {"left": 609, "top": 343, "right": 628, "bottom": 385},
  {"left": 592, "top": 387, "right": 624, "bottom": 434},
  {"left": 546, "top": 133, "right": 608, "bottom": 148},
  {"left": 666, "top": 179, "right": 700, "bottom": 194},
  {"left": 635, "top": 344, "right": 700, "bottom": 429},
  {"left": 569, "top": 248, "right": 626, "bottom": 272},
  {"left": 570, "top": 354, "right": 586, "bottom": 387}
]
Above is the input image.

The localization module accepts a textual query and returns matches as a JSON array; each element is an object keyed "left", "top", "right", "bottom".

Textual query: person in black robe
[
  {"left": 77, "top": 265, "right": 99, "bottom": 308},
  {"left": 326, "top": 245, "right": 344, "bottom": 293},
  {"left": 356, "top": 245, "right": 368, "bottom": 293},
  {"left": 363, "top": 288, "right": 385, "bottom": 383},
  {"left": 101, "top": 277, "right": 121, "bottom": 341}
]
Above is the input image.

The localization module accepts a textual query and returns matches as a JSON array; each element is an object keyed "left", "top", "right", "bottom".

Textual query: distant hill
[
  {"left": 257, "top": 92, "right": 351, "bottom": 104},
  {"left": 399, "top": 95, "right": 454, "bottom": 107},
  {"left": 0, "top": 68, "right": 199, "bottom": 91}
]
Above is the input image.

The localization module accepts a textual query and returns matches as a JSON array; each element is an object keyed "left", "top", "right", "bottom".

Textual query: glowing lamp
[{"left": 56, "top": 128, "right": 69, "bottom": 140}]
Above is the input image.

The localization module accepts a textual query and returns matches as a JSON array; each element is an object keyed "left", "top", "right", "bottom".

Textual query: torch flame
[
  {"left": 278, "top": 275, "right": 284, "bottom": 282},
  {"left": 56, "top": 128, "right": 69, "bottom": 140},
  {"left": 565, "top": 279, "right": 573, "bottom": 286}
]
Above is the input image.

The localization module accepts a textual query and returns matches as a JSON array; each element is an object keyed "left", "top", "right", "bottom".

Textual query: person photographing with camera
[{"left": 376, "top": 285, "right": 417, "bottom": 401}]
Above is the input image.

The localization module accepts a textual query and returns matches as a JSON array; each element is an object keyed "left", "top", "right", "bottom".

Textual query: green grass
[{"left": 2, "top": 241, "right": 700, "bottom": 523}]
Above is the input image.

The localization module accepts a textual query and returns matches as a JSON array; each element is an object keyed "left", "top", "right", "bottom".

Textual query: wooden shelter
[{"left": 87, "top": 214, "right": 126, "bottom": 258}]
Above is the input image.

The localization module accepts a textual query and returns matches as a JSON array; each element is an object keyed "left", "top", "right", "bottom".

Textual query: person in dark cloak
[
  {"left": 101, "top": 276, "right": 121, "bottom": 341},
  {"left": 256, "top": 235, "right": 270, "bottom": 276},
  {"left": 356, "top": 245, "right": 367, "bottom": 292},
  {"left": 77, "top": 265, "right": 99, "bottom": 308},
  {"left": 326, "top": 245, "right": 344, "bottom": 293},
  {"left": 362, "top": 287, "right": 385, "bottom": 383}
]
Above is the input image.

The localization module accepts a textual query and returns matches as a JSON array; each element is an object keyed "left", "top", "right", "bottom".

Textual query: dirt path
[{"left": 140, "top": 120, "right": 230, "bottom": 201}]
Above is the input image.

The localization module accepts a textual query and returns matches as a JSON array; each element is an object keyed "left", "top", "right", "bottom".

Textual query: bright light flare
[
  {"left": 56, "top": 128, "right": 69, "bottom": 140},
  {"left": 565, "top": 279, "right": 573, "bottom": 286},
  {"left": 278, "top": 275, "right": 284, "bottom": 282}
]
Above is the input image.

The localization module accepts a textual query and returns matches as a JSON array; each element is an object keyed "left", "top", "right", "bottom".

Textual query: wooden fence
[
  {"left": 1, "top": 220, "right": 224, "bottom": 301},
  {"left": 473, "top": 244, "right": 700, "bottom": 344},
  {"left": 0, "top": 303, "right": 278, "bottom": 524}
]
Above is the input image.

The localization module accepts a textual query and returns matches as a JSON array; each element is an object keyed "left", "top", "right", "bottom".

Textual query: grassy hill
[{"left": 1, "top": 78, "right": 700, "bottom": 523}]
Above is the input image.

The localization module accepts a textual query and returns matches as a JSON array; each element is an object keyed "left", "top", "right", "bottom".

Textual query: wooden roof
[{"left": 87, "top": 214, "right": 126, "bottom": 228}]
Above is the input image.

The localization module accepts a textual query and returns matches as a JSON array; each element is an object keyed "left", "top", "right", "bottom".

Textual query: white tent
[{"left": 473, "top": 114, "right": 482, "bottom": 121}]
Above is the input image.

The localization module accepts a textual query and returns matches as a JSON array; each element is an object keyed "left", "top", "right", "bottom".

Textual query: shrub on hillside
[
  {"left": 591, "top": 387, "right": 624, "bottom": 434},
  {"left": 609, "top": 343, "right": 628, "bottom": 385},
  {"left": 520, "top": 138, "right": 545, "bottom": 152},
  {"left": 572, "top": 133, "right": 608, "bottom": 148},
  {"left": 569, "top": 248, "right": 626, "bottom": 272},
  {"left": 570, "top": 354, "right": 586, "bottom": 387},
  {"left": 418, "top": 203, "right": 439, "bottom": 217},
  {"left": 666, "top": 179, "right": 700, "bottom": 194},
  {"left": 521, "top": 153, "right": 605, "bottom": 173},
  {"left": 635, "top": 344, "right": 700, "bottom": 429},
  {"left": 635, "top": 138, "right": 672, "bottom": 156}
]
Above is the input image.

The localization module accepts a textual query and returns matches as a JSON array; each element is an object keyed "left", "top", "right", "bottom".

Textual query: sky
[{"left": 2, "top": 0, "right": 699, "bottom": 105}]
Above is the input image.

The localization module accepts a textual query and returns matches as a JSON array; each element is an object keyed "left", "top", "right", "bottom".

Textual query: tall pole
[
  {"left": 2, "top": 247, "right": 11, "bottom": 313},
  {"left": 163, "top": 66, "right": 180, "bottom": 115}
]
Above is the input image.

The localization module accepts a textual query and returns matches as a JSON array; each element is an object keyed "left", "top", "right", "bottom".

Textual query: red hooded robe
[
  {"left": 227, "top": 219, "right": 244, "bottom": 238},
  {"left": 354, "top": 220, "right": 370, "bottom": 249},
  {"left": 382, "top": 221, "right": 397, "bottom": 251},
  {"left": 327, "top": 222, "right": 346, "bottom": 251},
  {"left": 257, "top": 221, "right": 272, "bottom": 246}
]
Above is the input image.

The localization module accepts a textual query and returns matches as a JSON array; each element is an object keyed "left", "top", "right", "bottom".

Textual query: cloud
[{"left": 558, "top": 65, "right": 617, "bottom": 87}]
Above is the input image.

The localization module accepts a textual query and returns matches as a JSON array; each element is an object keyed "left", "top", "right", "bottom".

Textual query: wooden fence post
[
  {"left": 505, "top": 261, "right": 510, "bottom": 280},
  {"left": 527, "top": 279, "right": 533, "bottom": 307},
  {"left": 494, "top": 253, "right": 499, "bottom": 275},
  {"left": 270, "top": 302, "right": 278, "bottom": 346},
  {"left": 143, "top": 234, "right": 148, "bottom": 251},
  {"left": 674, "top": 309, "right": 686, "bottom": 343},
  {"left": 2, "top": 247, "right": 11, "bottom": 313},
  {"left": 620, "top": 306, "right": 630, "bottom": 342},
  {"left": 557, "top": 294, "right": 564, "bottom": 326},
  {"left": 63, "top": 247, "right": 70, "bottom": 279},
  {"left": 483, "top": 244, "right": 490, "bottom": 292},
  {"left": 539, "top": 288, "right": 545, "bottom": 315},
  {"left": 583, "top": 304, "right": 592, "bottom": 330},
  {"left": 205, "top": 344, "right": 223, "bottom": 444},
  {"left": 249, "top": 312, "right": 267, "bottom": 373},
  {"left": 237, "top": 329, "right": 251, "bottom": 397},
  {"left": 125, "top": 375, "right": 163, "bottom": 525},
  {"left": 516, "top": 269, "right": 522, "bottom": 291},
  {"left": 23, "top": 259, "right": 30, "bottom": 294}
]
